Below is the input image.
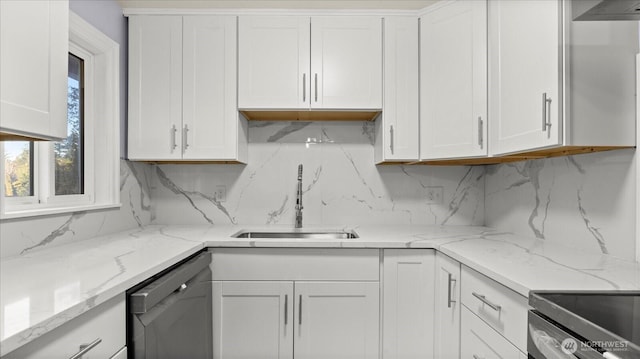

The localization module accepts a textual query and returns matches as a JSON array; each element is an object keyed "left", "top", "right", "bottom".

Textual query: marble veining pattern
[
  {"left": 3, "top": 224, "right": 639, "bottom": 356},
  {"left": 152, "top": 121, "right": 484, "bottom": 227},
  {"left": 485, "top": 149, "right": 636, "bottom": 260},
  {"left": 0, "top": 226, "right": 207, "bottom": 356},
  {"left": 1, "top": 160, "right": 154, "bottom": 258}
]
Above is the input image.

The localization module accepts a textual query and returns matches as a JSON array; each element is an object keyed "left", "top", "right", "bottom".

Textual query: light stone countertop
[{"left": 1, "top": 224, "right": 639, "bottom": 356}]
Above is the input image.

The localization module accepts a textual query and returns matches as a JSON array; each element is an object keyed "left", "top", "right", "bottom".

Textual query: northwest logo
[{"left": 561, "top": 338, "right": 578, "bottom": 354}]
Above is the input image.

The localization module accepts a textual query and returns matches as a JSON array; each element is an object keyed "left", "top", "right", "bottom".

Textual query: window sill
[{"left": 0, "top": 203, "right": 122, "bottom": 220}]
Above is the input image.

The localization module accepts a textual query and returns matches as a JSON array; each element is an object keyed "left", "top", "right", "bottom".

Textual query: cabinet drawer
[
  {"left": 461, "top": 265, "right": 528, "bottom": 352},
  {"left": 210, "top": 248, "right": 379, "bottom": 281},
  {"left": 4, "top": 294, "right": 126, "bottom": 359},
  {"left": 461, "top": 306, "right": 524, "bottom": 359}
]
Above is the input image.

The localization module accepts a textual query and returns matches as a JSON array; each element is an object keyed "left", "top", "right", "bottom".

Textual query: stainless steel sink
[{"left": 232, "top": 230, "right": 359, "bottom": 239}]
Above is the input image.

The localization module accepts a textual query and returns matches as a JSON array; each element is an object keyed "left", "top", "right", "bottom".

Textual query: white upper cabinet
[
  {"left": 128, "top": 16, "right": 183, "bottom": 160},
  {"left": 183, "top": 16, "right": 242, "bottom": 160},
  {"left": 238, "top": 16, "right": 310, "bottom": 109},
  {"left": 0, "top": 0, "right": 68, "bottom": 141},
  {"left": 375, "top": 16, "right": 419, "bottom": 163},
  {"left": 488, "top": 0, "right": 560, "bottom": 155},
  {"left": 420, "top": 0, "right": 488, "bottom": 160},
  {"left": 128, "top": 15, "right": 247, "bottom": 162},
  {"left": 489, "top": 0, "right": 637, "bottom": 156},
  {"left": 310, "top": 16, "right": 382, "bottom": 110},
  {"left": 238, "top": 15, "right": 382, "bottom": 111}
]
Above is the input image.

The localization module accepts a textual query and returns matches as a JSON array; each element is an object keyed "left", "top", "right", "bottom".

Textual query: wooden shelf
[
  {"left": 378, "top": 146, "right": 634, "bottom": 166},
  {"left": 240, "top": 110, "right": 380, "bottom": 122}
]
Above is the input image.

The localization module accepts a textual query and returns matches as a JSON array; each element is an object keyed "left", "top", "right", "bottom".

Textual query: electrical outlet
[
  {"left": 425, "top": 186, "right": 443, "bottom": 205},
  {"left": 214, "top": 185, "right": 227, "bottom": 202}
]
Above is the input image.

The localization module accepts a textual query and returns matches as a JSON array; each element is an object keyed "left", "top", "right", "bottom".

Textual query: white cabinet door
[
  {"left": 488, "top": 0, "right": 561, "bottom": 155},
  {"left": 377, "top": 16, "right": 419, "bottom": 162},
  {"left": 382, "top": 249, "right": 434, "bottom": 359},
  {"left": 311, "top": 16, "right": 382, "bottom": 110},
  {"left": 238, "top": 16, "right": 310, "bottom": 109},
  {"left": 295, "top": 281, "right": 379, "bottom": 359},
  {"left": 460, "top": 307, "right": 524, "bottom": 359},
  {"left": 212, "top": 281, "right": 294, "bottom": 359},
  {"left": 128, "top": 16, "right": 183, "bottom": 160},
  {"left": 435, "top": 252, "right": 461, "bottom": 359},
  {"left": 420, "top": 0, "right": 487, "bottom": 160},
  {"left": 183, "top": 16, "right": 239, "bottom": 160},
  {"left": 0, "top": 0, "right": 68, "bottom": 140}
]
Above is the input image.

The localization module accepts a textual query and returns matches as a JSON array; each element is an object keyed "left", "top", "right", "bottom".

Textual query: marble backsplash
[
  {"left": 151, "top": 121, "right": 485, "bottom": 227},
  {"left": 1, "top": 122, "right": 635, "bottom": 262},
  {"left": 485, "top": 149, "right": 637, "bottom": 261},
  {"left": 0, "top": 160, "right": 153, "bottom": 258}
]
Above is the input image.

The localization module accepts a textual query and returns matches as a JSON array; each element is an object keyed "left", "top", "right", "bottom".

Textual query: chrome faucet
[{"left": 295, "top": 164, "right": 303, "bottom": 228}]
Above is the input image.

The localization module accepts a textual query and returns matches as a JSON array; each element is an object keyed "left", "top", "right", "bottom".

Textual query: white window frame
[{"left": 0, "top": 11, "right": 120, "bottom": 219}]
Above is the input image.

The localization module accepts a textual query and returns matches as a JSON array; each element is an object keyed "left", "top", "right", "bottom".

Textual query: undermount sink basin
[{"left": 232, "top": 230, "right": 359, "bottom": 239}]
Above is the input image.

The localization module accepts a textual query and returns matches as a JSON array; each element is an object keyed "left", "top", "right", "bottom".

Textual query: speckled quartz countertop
[{"left": 2, "top": 224, "right": 639, "bottom": 356}]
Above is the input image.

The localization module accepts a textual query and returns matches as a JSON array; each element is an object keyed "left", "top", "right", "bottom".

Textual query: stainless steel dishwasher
[{"left": 128, "top": 250, "right": 212, "bottom": 358}]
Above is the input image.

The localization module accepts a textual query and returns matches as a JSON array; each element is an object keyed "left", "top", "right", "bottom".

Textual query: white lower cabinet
[
  {"left": 434, "top": 252, "right": 461, "bottom": 359},
  {"left": 295, "top": 282, "right": 379, "bottom": 359},
  {"left": 382, "top": 249, "right": 435, "bottom": 358},
  {"left": 212, "top": 281, "right": 294, "bottom": 359},
  {"left": 210, "top": 249, "right": 380, "bottom": 359},
  {"left": 461, "top": 306, "right": 523, "bottom": 359},
  {"left": 3, "top": 294, "right": 126, "bottom": 359}
]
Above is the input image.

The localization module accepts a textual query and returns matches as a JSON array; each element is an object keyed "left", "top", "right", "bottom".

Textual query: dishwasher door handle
[{"left": 130, "top": 251, "right": 211, "bottom": 314}]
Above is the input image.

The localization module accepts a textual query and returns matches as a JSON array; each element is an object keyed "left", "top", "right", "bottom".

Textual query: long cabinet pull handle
[
  {"left": 171, "top": 125, "right": 178, "bottom": 152},
  {"left": 389, "top": 125, "right": 394, "bottom": 155},
  {"left": 69, "top": 338, "right": 102, "bottom": 359},
  {"left": 183, "top": 124, "right": 189, "bottom": 153},
  {"left": 314, "top": 73, "right": 318, "bottom": 102},
  {"left": 542, "top": 93, "right": 552, "bottom": 132},
  {"left": 447, "top": 273, "right": 457, "bottom": 308},
  {"left": 303, "top": 74, "right": 306, "bottom": 102},
  {"left": 472, "top": 292, "right": 502, "bottom": 312},
  {"left": 299, "top": 294, "right": 302, "bottom": 325},
  {"left": 472, "top": 355, "right": 484, "bottom": 359},
  {"left": 478, "top": 117, "right": 484, "bottom": 149},
  {"left": 284, "top": 294, "right": 288, "bottom": 325}
]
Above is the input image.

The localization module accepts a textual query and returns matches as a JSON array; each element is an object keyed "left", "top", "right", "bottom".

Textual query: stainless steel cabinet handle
[
  {"left": 284, "top": 294, "right": 288, "bottom": 325},
  {"left": 389, "top": 125, "right": 394, "bottom": 155},
  {"left": 183, "top": 124, "right": 189, "bottom": 152},
  {"left": 472, "top": 292, "right": 501, "bottom": 312},
  {"left": 447, "top": 273, "right": 457, "bottom": 308},
  {"left": 314, "top": 73, "right": 318, "bottom": 102},
  {"left": 171, "top": 125, "right": 178, "bottom": 152},
  {"left": 299, "top": 294, "right": 302, "bottom": 325},
  {"left": 542, "top": 93, "right": 552, "bottom": 132},
  {"left": 69, "top": 338, "right": 102, "bottom": 359},
  {"left": 478, "top": 117, "right": 484, "bottom": 149},
  {"left": 303, "top": 74, "right": 306, "bottom": 102},
  {"left": 472, "top": 355, "right": 484, "bottom": 359}
]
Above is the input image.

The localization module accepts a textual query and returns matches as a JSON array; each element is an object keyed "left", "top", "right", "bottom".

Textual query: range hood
[{"left": 573, "top": 0, "right": 640, "bottom": 21}]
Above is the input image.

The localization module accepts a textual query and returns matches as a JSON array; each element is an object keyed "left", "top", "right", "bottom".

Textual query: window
[{"left": 1, "top": 11, "right": 120, "bottom": 218}]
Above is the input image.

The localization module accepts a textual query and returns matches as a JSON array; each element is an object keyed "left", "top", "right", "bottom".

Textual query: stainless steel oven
[
  {"left": 128, "top": 251, "right": 212, "bottom": 359},
  {"left": 528, "top": 291, "right": 640, "bottom": 359}
]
